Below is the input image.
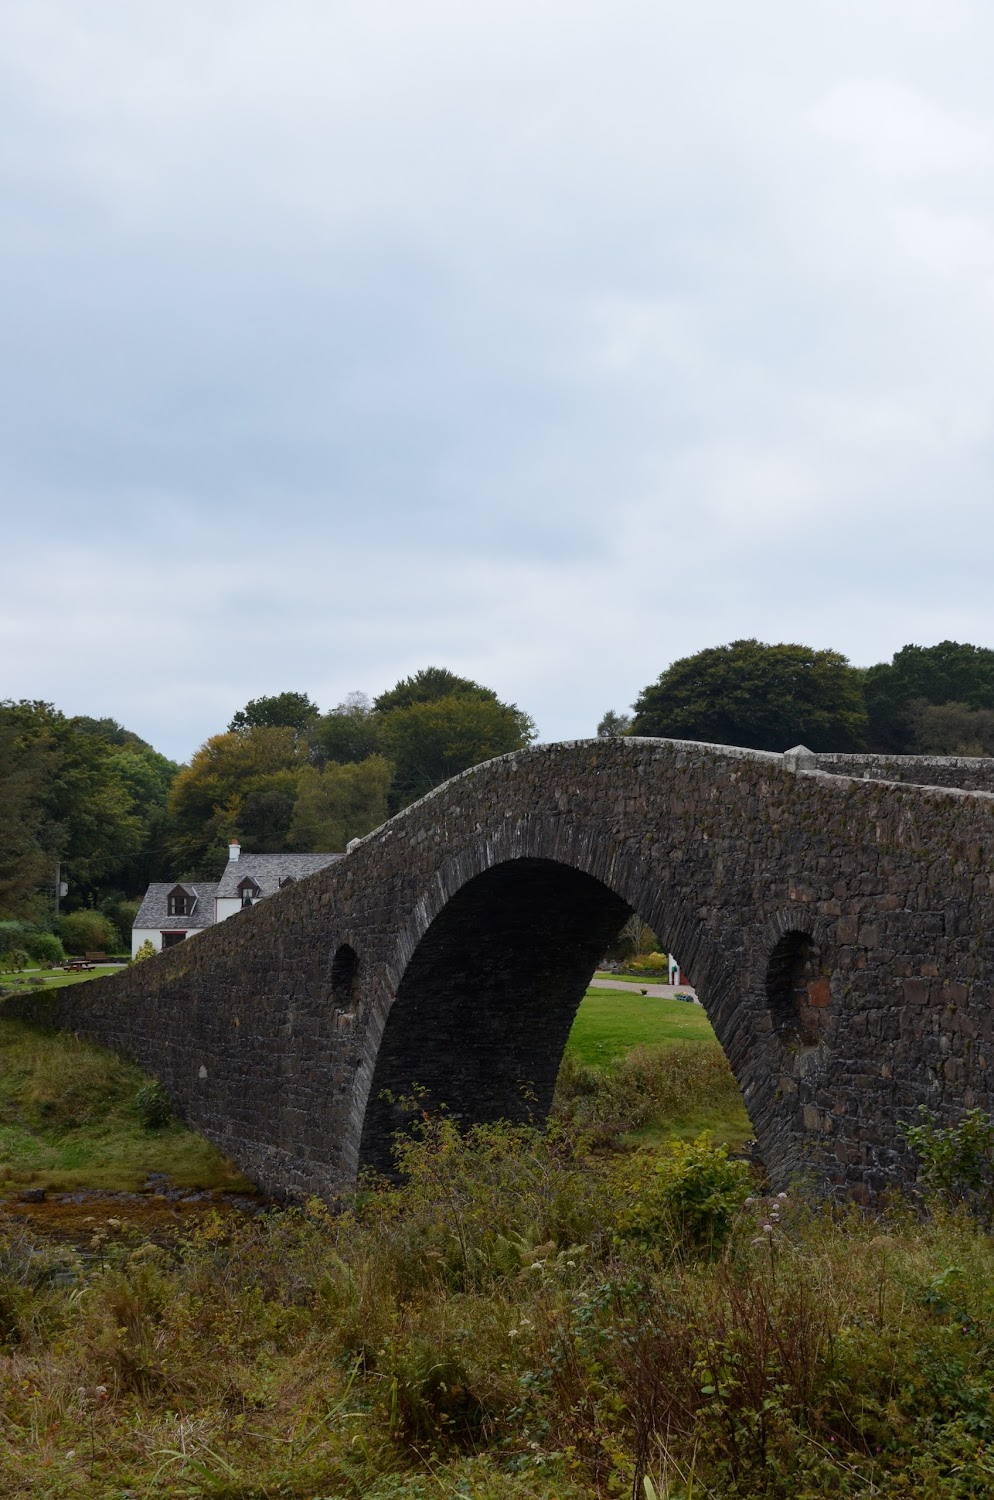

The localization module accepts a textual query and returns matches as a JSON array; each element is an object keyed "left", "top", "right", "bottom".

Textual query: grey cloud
[{"left": 3, "top": 1, "right": 994, "bottom": 758}]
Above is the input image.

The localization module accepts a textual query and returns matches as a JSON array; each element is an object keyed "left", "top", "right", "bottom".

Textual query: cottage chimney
[{"left": 229, "top": 839, "right": 240, "bottom": 863}]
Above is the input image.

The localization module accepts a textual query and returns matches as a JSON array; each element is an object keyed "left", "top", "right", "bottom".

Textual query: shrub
[
  {"left": 23, "top": 931, "right": 64, "bottom": 966},
  {"left": 901, "top": 1105, "right": 994, "bottom": 1219},
  {"left": 637, "top": 951, "right": 669, "bottom": 972},
  {"left": 369, "top": 1109, "right": 611, "bottom": 1294},
  {"left": 0, "top": 922, "right": 27, "bottom": 962},
  {"left": 106, "top": 898, "right": 140, "bottom": 950},
  {"left": 133, "top": 1080, "right": 173, "bottom": 1130},
  {"left": 132, "top": 939, "right": 157, "bottom": 963},
  {"left": 613, "top": 1135, "right": 752, "bottom": 1256},
  {"left": 2, "top": 950, "right": 29, "bottom": 974},
  {"left": 56, "top": 910, "right": 118, "bottom": 955}
]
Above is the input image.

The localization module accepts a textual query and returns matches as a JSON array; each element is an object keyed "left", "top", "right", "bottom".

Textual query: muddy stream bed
[{"left": 0, "top": 1177, "right": 269, "bottom": 1258}]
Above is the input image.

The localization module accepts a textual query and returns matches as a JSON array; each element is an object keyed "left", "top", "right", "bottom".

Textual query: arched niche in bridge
[
  {"left": 330, "top": 943, "right": 360, "bottom": 1016},
  {"left": 356, "top": 854, "right": 749, "bottom": 1177}
]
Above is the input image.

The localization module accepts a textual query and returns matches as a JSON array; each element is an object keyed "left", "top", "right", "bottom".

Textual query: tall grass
[
  {"left": 553, "top": 1040, "right": 753, "bottom": 1148},
  {"left": 0, "top": 1111, "right": 991, "bottom": 1497}
]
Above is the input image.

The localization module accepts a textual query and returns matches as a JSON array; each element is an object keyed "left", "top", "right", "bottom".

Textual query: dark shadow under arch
[
  {"left": 359, "top": 857, "right": 631, "bottom": 1173},
  {"left": 356, "top": 853, "right": 762, "bottom": 1178}
]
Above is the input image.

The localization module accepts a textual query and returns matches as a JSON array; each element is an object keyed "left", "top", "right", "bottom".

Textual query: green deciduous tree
[
  {"left": 0, "top": 707, "right": 53, "bottom": 918},
  {"left": 864, "top": 642, "right": 994, "bottom": 751},
  {"left": 377, "top": 692, "right": 535, "bottom": 808},
  {"left": 229, "top": 692, "right": 320, "bottom": 734},
  {"left": 630, "top": 639, "right": 868, "bottom": 753},
  {"left": 309, "top": 693, "right": 380, "bottom": 766},
  {"left": 168, "top": 726, "right": 304, "bottom": 874},
  {"left": 908, "top": 701, "right": 994, "bottom": 757},
  {"left": 597, "top": 710, "right": 633, "bottom": 737},
  {"left": 373, "top": 667, "right": 497, "bottom": 714},
  {"left": 0, "top": 701, "right": 180, "bottom": 916},
  {"left": 289, "top": 756, "right": 393, "bottom": 851},
  {"left": 370, "top": 666, "right": 535, "bottom": 809}
]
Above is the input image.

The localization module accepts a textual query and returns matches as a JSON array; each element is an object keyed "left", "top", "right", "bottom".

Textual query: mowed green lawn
[
  {"left": 566, "top": 987, "right": 716, "bottom": 1067},
  {"left": 0, "top": 965, "right": 124, "bottom": 992}
]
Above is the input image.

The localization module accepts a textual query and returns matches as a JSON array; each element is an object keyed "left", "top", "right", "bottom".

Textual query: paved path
[{"left": 588, "top": 977, "right": 699, "bottom": 1001}]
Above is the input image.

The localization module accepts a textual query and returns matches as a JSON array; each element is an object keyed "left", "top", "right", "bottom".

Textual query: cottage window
[
  {"left": 167, "top": 887, "right": 189, "bottom": 917},
  {"left": 239, "top": 879, "right": 260, "bottom": 908}
]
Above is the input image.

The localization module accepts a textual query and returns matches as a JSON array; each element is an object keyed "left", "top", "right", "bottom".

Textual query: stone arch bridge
[{"left": 17, "top": 738, "right": 994, "bottom": 1203}]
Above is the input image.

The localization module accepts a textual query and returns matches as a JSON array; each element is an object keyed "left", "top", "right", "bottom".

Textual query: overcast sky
[{"left": 2, "top": 1, "right": 993, "bottom": 761}]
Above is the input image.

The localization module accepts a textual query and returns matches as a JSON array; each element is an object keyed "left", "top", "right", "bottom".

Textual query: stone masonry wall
[
  {"left": 10, "top": 736, "right": 994, "bottom": 1204},
  {"left": 814, "top": 752, "right": 994, "bottom": 794}
]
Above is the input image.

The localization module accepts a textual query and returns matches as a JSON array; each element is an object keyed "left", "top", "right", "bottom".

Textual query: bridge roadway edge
[{"left": 5, "top": 737, "right": 994, "bottom": 1205}]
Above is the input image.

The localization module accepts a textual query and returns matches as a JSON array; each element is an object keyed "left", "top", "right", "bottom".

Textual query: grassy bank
[
  {"left": 0, "top": 983, "right": 750, "bottom": 1194},
  {"left": 558, "top": 988, "right": 754, "bottom": 1149},
  {"left": 567, "top": 987, "right": 716, "bottom": 1064},
  {"left": 0, "top": 1020, "right": 251, "bottom": 1193},
  {"left": 0, "top": 1119, "right": 990, "bottom": 1497}
]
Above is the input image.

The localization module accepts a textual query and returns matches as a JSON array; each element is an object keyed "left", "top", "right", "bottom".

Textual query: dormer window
[
  {"left": 167, "top": 886, "right": 189, "bottom": 917},
  {"left": 239, "top": 878, "right": 261, "bottom": 908},
  {"left": 278, "top": 876, "right": 295, "bottom": 889}
]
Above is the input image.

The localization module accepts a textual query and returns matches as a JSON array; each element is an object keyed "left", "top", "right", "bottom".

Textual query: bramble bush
[{"left": 901, "top": 1104, "right": 994, "bottom": 1220}]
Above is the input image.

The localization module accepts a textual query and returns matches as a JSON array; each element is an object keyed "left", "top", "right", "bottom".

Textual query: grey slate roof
[
  {"left": 133, "top": 882, "right": 219, "bottom": 931},
  {"left": 214, "top": 852, "right": 343, "bottom": 900},
  {"left": 133, "top": 853, "right": 344, "bottom": 933}
]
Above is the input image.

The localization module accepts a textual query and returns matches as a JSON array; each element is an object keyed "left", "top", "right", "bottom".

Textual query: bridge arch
[{"left": 354, "top": 833, "right": 771, "bottom": 1179}]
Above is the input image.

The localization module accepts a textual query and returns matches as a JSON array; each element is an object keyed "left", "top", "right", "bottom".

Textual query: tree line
[
  {"left": 4, "top": 640, "right": 994, "bottom": 943},
  {"left": 600, "top": 638, "right": 994, "bottom": 758},
  {"left": 0, "top": 668, "right": 534, "bottom": 941}
]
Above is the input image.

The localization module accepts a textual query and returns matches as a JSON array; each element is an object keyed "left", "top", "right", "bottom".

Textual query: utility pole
[{"left": 54, "top": 863, "right": 68, "bottom": 916}]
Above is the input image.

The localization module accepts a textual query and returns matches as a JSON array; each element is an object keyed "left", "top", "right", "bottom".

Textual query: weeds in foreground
[{"left": 0, "top": 1113, "right": 993, "bottom": 1497}]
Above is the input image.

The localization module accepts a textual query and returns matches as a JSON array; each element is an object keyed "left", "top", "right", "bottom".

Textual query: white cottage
[{"left": 131, "top": 841, "right": 342, "bottom": 955}]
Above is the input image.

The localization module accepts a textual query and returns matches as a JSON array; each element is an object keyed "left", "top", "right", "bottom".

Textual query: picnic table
[{"left": 62, "top": 959, "right": 95, "bottom": 971}]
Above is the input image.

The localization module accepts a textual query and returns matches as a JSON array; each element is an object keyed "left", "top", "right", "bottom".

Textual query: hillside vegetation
[
  {"left": 0, "top": 1109, "right": 991, "bottom": 1497},
  {"left": 0, "top": 993, "right": 988, "bottom": 1495}
]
